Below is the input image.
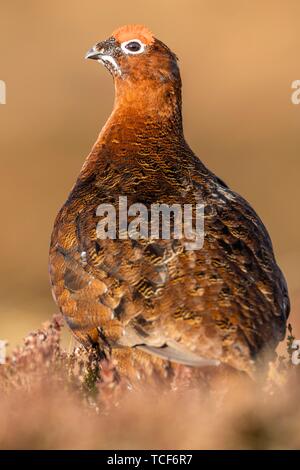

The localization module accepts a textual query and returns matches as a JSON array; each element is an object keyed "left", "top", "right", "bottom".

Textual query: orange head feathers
[
  {"left": 85, "top": 25, "right": 182, "bottom": 125},
  {"left": 112, "top": 24, "right": 155, "bottom": 46},
  {"left": 85, "top": 25, "right": 179, "bottom": 85}
]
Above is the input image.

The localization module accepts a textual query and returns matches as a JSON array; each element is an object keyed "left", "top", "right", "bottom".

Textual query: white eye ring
[{"left": 120, "top": 39, "right": 145, "bottom": 55}]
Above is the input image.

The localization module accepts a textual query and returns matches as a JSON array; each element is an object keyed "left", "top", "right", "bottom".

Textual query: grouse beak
[
  {"left": 85, "top": 39, "right": 121, "bottom": 76},
  {"left": 85, "top": 47, "right": 102, "bottom": 60}
]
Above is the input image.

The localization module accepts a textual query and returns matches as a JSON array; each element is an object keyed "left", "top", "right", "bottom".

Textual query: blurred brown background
[{"left": 0, "top": 0, "right": 299, "bottom": 352}]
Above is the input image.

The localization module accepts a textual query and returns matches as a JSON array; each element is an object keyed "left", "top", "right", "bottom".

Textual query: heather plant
[{"left": 0, "top": 315, "right": 299, "bottom": 449}]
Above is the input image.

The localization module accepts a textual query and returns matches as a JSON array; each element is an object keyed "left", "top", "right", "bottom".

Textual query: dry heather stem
[{"left": 0, "top": 314, "right": 299, "bottom": 449}]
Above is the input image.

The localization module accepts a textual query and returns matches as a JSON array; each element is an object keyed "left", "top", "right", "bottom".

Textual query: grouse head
[{"left": 85, "top": 25, "right": 182, "bottom": 123}]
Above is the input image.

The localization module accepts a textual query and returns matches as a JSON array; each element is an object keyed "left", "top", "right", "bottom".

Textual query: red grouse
[{"left": 49, "top": 25, "right": 289, "bottom": 378}]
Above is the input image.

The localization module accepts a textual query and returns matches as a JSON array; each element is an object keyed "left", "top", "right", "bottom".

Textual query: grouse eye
[
  {"left": 126, "top": 41, "right": 141, "bottom": 52},
  {"left": 121, "top": 39, "right": 145, "bottom": 55}
]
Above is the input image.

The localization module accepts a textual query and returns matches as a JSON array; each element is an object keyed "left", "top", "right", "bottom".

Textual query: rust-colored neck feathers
[{"left": 113, "top": 73, "right": 182, "bottom": 131}]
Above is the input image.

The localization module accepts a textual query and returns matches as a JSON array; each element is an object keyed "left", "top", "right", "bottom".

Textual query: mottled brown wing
[{"left": 49, "top": 175, "right": 289, "bottom": 374}]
